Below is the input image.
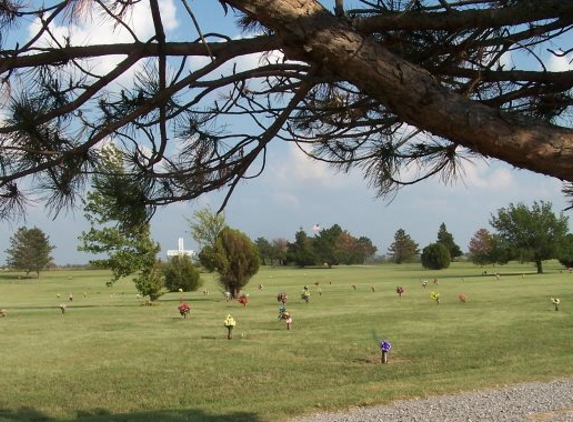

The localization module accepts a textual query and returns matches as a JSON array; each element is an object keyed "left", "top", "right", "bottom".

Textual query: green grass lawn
[{"left": 1, "top": 261, "right": 573, "bottom": 421}]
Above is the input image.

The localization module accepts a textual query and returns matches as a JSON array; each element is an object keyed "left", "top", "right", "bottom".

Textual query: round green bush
[
  {"left": 163, "top": 255, "right": 203, "bottom": 292},
  {"left": 421, "top": 243, "right": 451, "bottom": 270}
]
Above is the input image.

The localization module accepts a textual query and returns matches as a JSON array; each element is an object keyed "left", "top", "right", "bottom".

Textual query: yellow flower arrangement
[
  {"left": 430, "top": 291, "right": 440, "bottom": 304},
  {"left": 224, "top": 314, "right": 236, "bottom": 327},
  {"left": 224, "top": 314, "right": 236, "bottom": 339}
]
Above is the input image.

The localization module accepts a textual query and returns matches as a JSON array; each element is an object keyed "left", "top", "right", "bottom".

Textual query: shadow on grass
[
  {"left": 0, "top": 406, "right": 263, "bottom": 421},
  {"left": 159, "top": 297, "right": 225, "bottom": 304},
  {"left": 0, "top": 274, "right": 37, "bottom": 281}
]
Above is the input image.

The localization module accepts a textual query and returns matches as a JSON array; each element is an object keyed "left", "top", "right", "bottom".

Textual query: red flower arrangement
[
  {"left": 396, "top": 286, "right": 405, "bottom": 297},
  {"left": 178, "top": 302, "right": 191, "bottom": 318},
  {"left": 237, "top": 294, "right": 249, "bottom": 307}
]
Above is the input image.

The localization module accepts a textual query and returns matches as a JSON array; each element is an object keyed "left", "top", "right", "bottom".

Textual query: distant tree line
[
  {"left": 254, "top": 224, "right": 377, "bottom": 268},
  {"left": 468, "top": 201, "right": 569, "bottom": 274},
  {"left": 387, "top": 222, "right": 461, "bottom": 269},
  {"left": 387, "top": 201, "right": 570, "bottom": 273},
  {"left": 5, "top": 200, "right": 573, "bottom": 284}
]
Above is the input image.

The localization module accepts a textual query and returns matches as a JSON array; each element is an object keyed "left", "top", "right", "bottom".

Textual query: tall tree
[
  {"left": 254, "top": 237, "right": 273, "bottom": 266},
  {"left": 557, "top": 233, "right": 573, "bottom": 269},
  {"left": 287, "top": 229, "right": 317, "bottom": 268},
  {"left": 436, "top": 223, "right": 463, "bottom": 261},
  {"left": 354, "top": 236, "right": 378, "bottom": 264},
  {"left": 134, "top": 259, "right": 164, "bottom": 302},
  {"left": 388, "top": 229, "right": 419, "bottom": 264},
  {"left": 312, "top": 224, "right": 343, "bottom": 268},
  {"left": 467, "top": 228, "right": 495, "bottom": 267},
  {"left": 490, "top": 201, "right": 569, "bottom": 273},
  {"left": 77, "top": 145, "right": 162, "bottom": 300},
  {"left": 187, "top": 207, "right": 226, "bottom": 251},
  {"left": 2, "top": 2, "right": 573, "bottom": 221},
  {"left": 211, "top": 227, "right": 260, "bottom": 298},
  {"left": 270, "top": 238, "right": 289, "bottom": 266},
  {"left": 187, "top": 207, "right": 226, "bottom": 272},
  {"left": 5, "top": 227, "right": 55, "bottom": 277},
  {"left": 335, "top": 233, "right": 378, "bottom": 265}
]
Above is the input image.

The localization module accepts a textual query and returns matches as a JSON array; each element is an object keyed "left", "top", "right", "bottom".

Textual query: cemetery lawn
[{"left": 1, "top": 261, "right": 572, "bottom": 421}]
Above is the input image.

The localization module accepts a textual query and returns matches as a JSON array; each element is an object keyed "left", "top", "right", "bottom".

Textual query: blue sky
[
  {"left": 0, "top": 1, "right": 571, "bottom": 265},
  {"left": 0, "top": 152, "right": 567, "bottom": 265}
]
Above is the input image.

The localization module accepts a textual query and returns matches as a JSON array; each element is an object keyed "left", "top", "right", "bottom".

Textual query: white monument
[{"left": 167, "top": 237, "right": 195, "bottom": 258}]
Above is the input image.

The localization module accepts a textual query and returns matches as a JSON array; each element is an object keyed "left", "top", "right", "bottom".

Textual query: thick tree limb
[{"left": 226, "top": 0, "right": 573, "bottom": 181}]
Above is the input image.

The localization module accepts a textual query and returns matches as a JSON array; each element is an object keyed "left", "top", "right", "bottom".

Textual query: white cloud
[
  {"left": 498, "top": 51, "right": 516, "bottom": 70},
  {"left": 262, "top": 136, "right": 523, "bottom": 202},
  {"left": 270, "top": 192, "right": 301, "bottom": 211},
  {"left": 547, "top": 54, "right": 573, "bottom": 72},
  {"left": 231, "top": 49, "right": 285, "bottom": 73},
  {"left": 27, "top": 1, "right": 179, "bottom": 83},
  {"left": 266, "top": 143, "right": 357, "bottom": 190},
  {"left": 29, "top": 1, "right": 178, "bottom": 45},
  {"left": 453, "top": 160, "right": 514, "bottom": 191}
]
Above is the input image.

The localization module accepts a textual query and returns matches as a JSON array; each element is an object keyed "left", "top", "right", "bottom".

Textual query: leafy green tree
[
  {"left": 77, "top": 145, "right": 162, "bottom": 300},
  {"left": 2, "top": 2, "right": 572, "bottom": 222},
  {"left": 287, "top": 229, "right": 318, "bottom": 267},
  {"left": 335, "top": 233, "right": 377, "bottom": 264},
  {"left": 187, "top": 207, "right": 226, "bottom": 250},
  {"left": 254, "top": 237, "right": 273, "bottom": 266},
  {"left": 490, "top": 201, "right": 569, "bottom": 273},
  {"left": 5, "top": 227, "right": 55, "bottom": 277},
  {"left": 354, "top": 236, "right": 378, "bottom": 264},
  {"left": 134, "top": 260, "right": 164, "bottom": 302},
  {"left": 468, "top": 228, "right": 495, "bottom": 267},
  {"left": 270, "top": 238, "right": 288, "bottom": 266},
  {"left": 163, "top": 255, "right": 203, "bottom": 292},
  {"left": 211, "top": 227, "right": 260, "bottom": 297},
  {"left": 436, "top": 223, "right": 462, "bottom": 261},
  {"left": 198, "top": 245, "right": 217, "bottom": 272},
  {"left": 388, "top": 229, "right": 419, "bottom": 264},
  {"left": 557, "top": 233, "right": 573, "bottom": 269},
  {"left": 421, "top": 243, "right": 451, "bottom": 270},
  {"left": 312, "top": 224, "right": 343, "bottom": 268},
  {"left": 188, "top": 206, "right": 227, "bottom": 272}
]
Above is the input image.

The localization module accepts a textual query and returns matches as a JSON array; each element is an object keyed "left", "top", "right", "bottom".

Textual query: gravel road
[{"left": 291, "top": 378, "right": 573, "bottom": 422}]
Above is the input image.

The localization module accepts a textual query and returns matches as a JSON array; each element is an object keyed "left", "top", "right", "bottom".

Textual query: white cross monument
[{"left": 167, "top": 237, "right": 195, "bottom": 258}]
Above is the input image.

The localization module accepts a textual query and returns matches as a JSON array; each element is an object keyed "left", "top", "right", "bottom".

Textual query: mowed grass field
[{"left": 1, "top": 261, "right": 573, "bottom": 421}]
